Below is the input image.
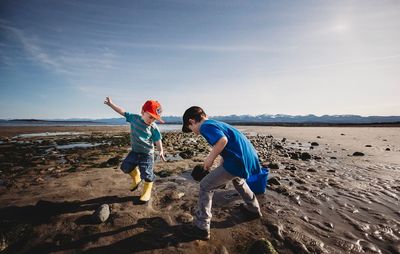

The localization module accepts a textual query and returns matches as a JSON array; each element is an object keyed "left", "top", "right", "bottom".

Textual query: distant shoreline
[
  {"left": 1, "top": 120, "right": 400, "bottom": 128},
  {"left": 230, "top": 121, "right": 400, "bottom": 127}
]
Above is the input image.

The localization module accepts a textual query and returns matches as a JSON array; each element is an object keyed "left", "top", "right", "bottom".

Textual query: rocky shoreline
[{"left": 0, "top": 127, "right": 399, "bottom": 253}]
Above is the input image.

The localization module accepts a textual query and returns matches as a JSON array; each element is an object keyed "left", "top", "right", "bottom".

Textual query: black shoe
[
  {"left": 180, "top": 224, "right": 210, "bottom": 240},
  {"left": 239, "top": 204, "right": 262, "bottom": 220}
]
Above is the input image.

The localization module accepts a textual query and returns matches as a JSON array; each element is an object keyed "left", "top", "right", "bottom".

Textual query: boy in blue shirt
[
  {"left": 181, "top": 106, "right": 262, "bottom": 240},
  {"left": 104, "top": 97, "right": 166, "bottom": 202}
]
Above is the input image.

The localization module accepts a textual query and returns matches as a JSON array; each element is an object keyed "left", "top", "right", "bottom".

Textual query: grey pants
[{"left": 195, "top": 165, "right": 261, "bottom": 231}]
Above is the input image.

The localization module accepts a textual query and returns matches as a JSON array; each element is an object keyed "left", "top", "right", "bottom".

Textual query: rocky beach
[{"left": 0, "top": 125, "right": 399, "bottom": 254}]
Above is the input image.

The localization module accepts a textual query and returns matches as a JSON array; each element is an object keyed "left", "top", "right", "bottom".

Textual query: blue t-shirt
[
  {"left": 200, "top": 119, "right": 261, "bottom": 179},
  {"left": 124, "top": 112, "right": 162, "bottom": 154}
]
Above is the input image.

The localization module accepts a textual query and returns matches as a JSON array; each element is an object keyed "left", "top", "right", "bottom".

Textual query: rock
[
  {"left": 156, "top": 170, "right": 171, "bottom": 178},
  {"left": 289, "top": 152, "right": 299, "bottom": 160},
  {"left": 268, "top": 177, "right": 281, "bottom": 186},
  {"left": 99, "top": 156, "right": 121, "bottom": 167},
  {"left": 301, "top": 215, "right": 309, "bottom": 222},
  {"left": 167, "top": 191, "right": 185, "bottom": 200},
  {"left": 248, "top": 238, "right": 279, "bottom": 254},
  {"left": 35, "top": 177, "right": 44, "bottom": 182},
  {"left": 179, "top": 150, "right": 194, "bottom": 159},
  {"left": 286, "top": 165, "right": 297, "bottom": 171},
  {"left": 176, "top": 212, "right": 194, "bottom": 223},
  {"left": 267, "top": 163, "right": 280, "bottom": 169},
  {"left": 385, "top": 148, "right": 391, "bottom": 151},
  {"left": 191, "top": 164, "right": 209, "bottom": 181},
  {"left": 93, "top": 204, "right": 110, "bottom": 223},
  {"left": 317, "top": 136, "right": 322, "bottom": 139},
  {"left": 300, "top": 152, "right": 312, "bottom": 161},
  {"left": 365, "top": 145, "right": 372, "bottom": 147},
  {"left": 106, "top": 156, "right": 121, "bottom": 166},
  {"left": 274, "top": 185, "right": 289, "bottom": 195},
  {"left": 311, "top": 142, "right": 319, "bottom": 146},
  {"left": 307, "top": 168, "right": 317, "bottom": 172},
  {"left": 353, "top": 152, "right": 365, "bottom": 156}
]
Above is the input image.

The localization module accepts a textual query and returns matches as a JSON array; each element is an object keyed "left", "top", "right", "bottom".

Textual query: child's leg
[
  {"left": 120, "top": 152, "right": 141, "bottom": 191},
  {"left": 136, "top": 153, "right": 155, "bottom": 202},
  {"left": 232, "top": 178, "right": 261, "bottom": 215},
  {"left": 120, "top": 151, "right": 138, "bottom": 174},
  {"left": 196, "top": 165, "right": 235, "bottom": 231},
  {"left": 128, "top": 168, "right": 141, "bottom": 191},
  {"left": 136, "top": 153, "right": 155, "bottom": 182}
]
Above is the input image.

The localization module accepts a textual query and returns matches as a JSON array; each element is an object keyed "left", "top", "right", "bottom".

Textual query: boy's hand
[
  {"left": 204, "top": 156, "right": 214, "bottom": 170},
  {"left": 104, "top": 96, "right": 112, "bottom": 106}
]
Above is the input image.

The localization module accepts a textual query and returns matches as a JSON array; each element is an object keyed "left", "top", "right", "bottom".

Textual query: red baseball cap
[{"left": 142, "top": 100, "right": 164, "bottom": 123}]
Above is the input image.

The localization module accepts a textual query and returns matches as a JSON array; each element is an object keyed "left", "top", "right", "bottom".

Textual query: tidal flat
[{"left": 0, "top": 125, "right": 399, "bottom": 254}]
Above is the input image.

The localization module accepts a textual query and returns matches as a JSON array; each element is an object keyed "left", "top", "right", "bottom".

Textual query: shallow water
[
  {"left": 14, "top": 132, "right": 85, "bottom": 138},
  {"left": 55, "top": 142, "right": 104, "bottom": 150}
]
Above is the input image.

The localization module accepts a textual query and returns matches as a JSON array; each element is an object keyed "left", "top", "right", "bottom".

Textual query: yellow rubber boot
[
  {"left": 140, "top": 181, "right": 153, "bottom": 202},
  {"left": 129, "top": 168, "right": 141, "bottom": 191}
]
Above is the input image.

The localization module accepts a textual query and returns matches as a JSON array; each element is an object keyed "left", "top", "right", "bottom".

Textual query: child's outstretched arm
[
  {"left": 155, "top": 140, "right": 166, "bottom": 162},
  {"left": 204, "top": 136, "right": 227, "bottom": 170},
  {"left": 104, "top": 96, "right": 125, "bottom": 116}
]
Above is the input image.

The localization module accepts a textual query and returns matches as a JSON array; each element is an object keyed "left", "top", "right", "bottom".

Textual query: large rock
[
  {"left": 93, "top": 204, "right": 110, "bottom": 223},
  {"left": 300, "top": 152, "right": 312, "bottom": 161}
]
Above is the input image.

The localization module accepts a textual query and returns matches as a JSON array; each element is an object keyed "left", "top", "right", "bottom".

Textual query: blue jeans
[{"left": 120, "top": 151, "right": 155, "bottom": 182}]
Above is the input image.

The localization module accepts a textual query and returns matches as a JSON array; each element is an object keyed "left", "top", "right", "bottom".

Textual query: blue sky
[{"left": 1, "top": 0, "right": 399, "bottom": 119}]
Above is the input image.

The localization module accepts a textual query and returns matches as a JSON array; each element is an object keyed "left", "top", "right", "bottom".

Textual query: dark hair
[{"left": 182, "top": 106, "right": 206, "bottom": 133}]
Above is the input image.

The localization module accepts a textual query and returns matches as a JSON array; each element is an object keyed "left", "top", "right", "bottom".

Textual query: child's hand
[
  {"left": 104, "top": 96, "right": 112, "bottom": 106},
  {"left": 204, "top": 156, "right": 214, "bottom": 170},
  {"left": 159, "top": 151, "right": 166, "bottom": 162}
]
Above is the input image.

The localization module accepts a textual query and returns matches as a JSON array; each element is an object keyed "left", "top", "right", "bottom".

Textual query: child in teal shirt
[{"left": 104, "top": 97, "right": 166, "bottom": 202}]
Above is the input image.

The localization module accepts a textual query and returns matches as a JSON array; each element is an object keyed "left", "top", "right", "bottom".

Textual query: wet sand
[{"left": 0, "top": 125, "right": 399, "bottom": 254}]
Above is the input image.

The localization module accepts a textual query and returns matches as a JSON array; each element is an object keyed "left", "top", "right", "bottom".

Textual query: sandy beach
[{"left": 0, "top": 125, "right": 399, "bottom": 254}]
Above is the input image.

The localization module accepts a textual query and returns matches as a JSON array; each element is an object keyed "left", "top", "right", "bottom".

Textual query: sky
[{"left": 0, "top": 0, "right": 399, "bottom": 119}]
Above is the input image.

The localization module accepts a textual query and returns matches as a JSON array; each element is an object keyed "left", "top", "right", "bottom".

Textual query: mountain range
[{"left": 1, "top": 114, "right": 400, "bottom": 125}]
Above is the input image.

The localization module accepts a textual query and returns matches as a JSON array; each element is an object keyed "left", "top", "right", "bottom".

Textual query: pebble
[{"left": 353, "top": 152, "right": 365, "bottom": 156}]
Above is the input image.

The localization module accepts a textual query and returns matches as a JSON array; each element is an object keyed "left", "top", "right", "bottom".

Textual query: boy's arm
[
  {"left": 204, "top": 136, "right": 228, "bottom": 170},
  {"left": 155, "top": 140, "right": 166, "bottom": 162},
  {"left": 104, "top": 97, "right": 125, "bottom": 117}
]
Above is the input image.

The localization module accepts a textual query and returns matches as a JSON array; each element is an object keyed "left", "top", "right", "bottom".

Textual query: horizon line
[{"left": 2, "top": 114, "right": 400, "bottom": 121}]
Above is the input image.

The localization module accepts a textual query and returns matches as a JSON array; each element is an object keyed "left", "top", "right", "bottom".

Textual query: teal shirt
[{"left": 124, "top": 112, "right": 162, "bottom": 154}]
